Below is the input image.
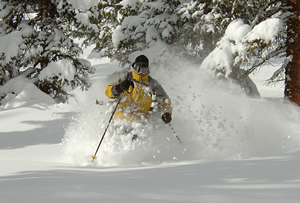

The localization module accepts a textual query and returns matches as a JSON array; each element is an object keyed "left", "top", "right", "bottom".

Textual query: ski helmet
[{"left": 132, "top": 55, "right": 150, "bottom": 76}]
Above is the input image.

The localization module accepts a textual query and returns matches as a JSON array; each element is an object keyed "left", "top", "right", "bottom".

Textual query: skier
[{"left": 105, "top": 55, "right": 172, "bottom": 125}]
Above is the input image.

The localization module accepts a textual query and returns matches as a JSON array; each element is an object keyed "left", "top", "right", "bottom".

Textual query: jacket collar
[{"left": 132, "top": 71, "right": 149, "bottom": 83}]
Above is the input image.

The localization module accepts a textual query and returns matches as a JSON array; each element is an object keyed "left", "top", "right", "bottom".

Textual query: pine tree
[
  {"left": 176, "top": 1, "right": 226, "bottom": 63},
  {"left": 90, "top": 1, "right": 288, "bottom": 68},
  {"left": 106, "top": 0, "right": 182, "bottom": 67},
  {"left": 79, "top": 0, "right": 121, "bottom": 61},
  {"left": 0, "top": 0, "right": 94, "bottom": 102}
]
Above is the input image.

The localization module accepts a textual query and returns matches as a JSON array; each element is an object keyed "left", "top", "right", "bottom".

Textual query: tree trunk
[
  {"left": 285, "top": 0, "right": 300, "bottom": 105},
  {"left": 40, "top": 0, "right": 49, "bottom": 18}
]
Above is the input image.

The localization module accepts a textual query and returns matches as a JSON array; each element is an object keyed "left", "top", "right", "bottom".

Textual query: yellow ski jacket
[{"left": 105, "top": 71, "right": 172, "bottom": 121}]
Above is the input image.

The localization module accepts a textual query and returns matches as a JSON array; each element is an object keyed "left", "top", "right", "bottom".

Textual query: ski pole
[
  {"left": 91, "top": 97, "right": 122, "bottom": 162},
  {"left": 169, "top": 123, "right": 182, "bottom": 143}
]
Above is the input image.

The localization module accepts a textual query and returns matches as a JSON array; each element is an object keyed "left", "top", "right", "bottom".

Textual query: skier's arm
[
  {"left": 151, "top": 79, "right": 173, "bottom": 114},
  {"left": 157, "top": 90, "right": 172, "bottom": 124}
]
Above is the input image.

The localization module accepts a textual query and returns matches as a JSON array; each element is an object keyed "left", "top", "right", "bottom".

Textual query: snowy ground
[{"left": 1, "top": 53, "right": 300, "bottom": 203}]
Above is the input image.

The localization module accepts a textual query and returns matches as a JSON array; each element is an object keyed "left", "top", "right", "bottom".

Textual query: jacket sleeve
[
  {"left": 105, "top": 84, "right": 117, "bottom": 98},
  {"left": 150, "top": 78, "right": 172, "bottom": 114}
]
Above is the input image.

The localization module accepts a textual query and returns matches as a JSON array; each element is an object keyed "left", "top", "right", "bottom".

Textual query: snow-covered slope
[{"left": 1, "top": 57, "right": 300, "bottom": 202}]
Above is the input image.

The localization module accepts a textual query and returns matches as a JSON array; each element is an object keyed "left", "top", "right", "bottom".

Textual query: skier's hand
[
  {"left": 115, "top": 80, "right": 134, "bottom": 94},
  {"left": 120, "top": 80, "right": 134, "bottom": 91},
  {"left": 162, "top": 112, "right": 172, "bottom": 124}
]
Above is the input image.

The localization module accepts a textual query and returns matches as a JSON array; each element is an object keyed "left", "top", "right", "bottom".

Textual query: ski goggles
[{"left": 133, "top": 62, "right": 150, "bottom": 75}]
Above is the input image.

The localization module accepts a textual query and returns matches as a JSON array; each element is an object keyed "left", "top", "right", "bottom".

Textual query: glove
[
  {"left": 162, "top": 112, "right": 172, "bottom": 124},
  {"left": 115, "top": 80, "right": 134, "bottom": 95}
]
